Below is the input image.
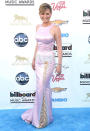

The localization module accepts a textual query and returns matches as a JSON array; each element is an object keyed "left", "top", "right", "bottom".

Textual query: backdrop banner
[{"left": 0, "top": 0, "right": 90, "bottom": 109}]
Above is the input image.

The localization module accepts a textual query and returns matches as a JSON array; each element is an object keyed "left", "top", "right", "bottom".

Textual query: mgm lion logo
[
  {"left": 12, "top": 14, "right": 31, "bottom": 25},
  {"left": 84, "top": 54, "right": 90, "bottom": 64},
  {"left": 86, "top": 93, "right": 90, "bottom": 99},
  {"left": 12, "top": 55, "right": 31, "bottom": 65}
]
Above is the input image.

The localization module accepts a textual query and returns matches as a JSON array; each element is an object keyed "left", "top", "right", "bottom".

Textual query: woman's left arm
[{"left": 54, "top": 25, "right": 62, "bottom": 74}]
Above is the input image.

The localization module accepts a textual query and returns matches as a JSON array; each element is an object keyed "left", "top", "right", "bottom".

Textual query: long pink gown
[{"left": 21, "top": 23, "right": 55, "bottom": 128}]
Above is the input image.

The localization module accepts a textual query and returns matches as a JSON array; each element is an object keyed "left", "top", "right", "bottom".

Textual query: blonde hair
[{"left": 39, "top": 3, "right": 52, "bottom": 14}]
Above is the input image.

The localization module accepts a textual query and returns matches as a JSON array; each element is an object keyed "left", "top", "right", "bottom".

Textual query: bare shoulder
[
  {"left": 36, "top": 24, "right": 41, "bottom": 31},
  {"left": 53, "top": 25, "right": 61, "bottom": 40},
  {"left": 53, "top": 24, "right": 61, "bottom": 33}
]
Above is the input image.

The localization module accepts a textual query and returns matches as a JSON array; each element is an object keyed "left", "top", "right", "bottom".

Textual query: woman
[{"left": 21, "top": 3, "right": 62, "bottom": 128}]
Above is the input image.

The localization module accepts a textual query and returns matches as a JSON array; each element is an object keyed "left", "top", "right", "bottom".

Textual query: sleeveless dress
[{"left": 21, "top": 23, "right": 55, "bottom": 128}]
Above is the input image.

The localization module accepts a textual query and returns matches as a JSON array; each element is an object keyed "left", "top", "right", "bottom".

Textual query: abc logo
[
  {"left": 14, "top": 33, "right": 28, "bottom": 47},
  {"left": 15, "top": 72, "right": 29, "bottom": 85},
  {"left": 88, "top": 36, "right": 90, "bottom": 44}
]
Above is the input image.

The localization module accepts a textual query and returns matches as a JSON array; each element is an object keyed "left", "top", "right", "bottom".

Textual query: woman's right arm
[
  {"left": 32, "top": 43, "right": 38, "bottom": 70},
  {"left": 32, "top": 42, "right": 38, "bottom": 61},
  {"left": 32, "top": 25, "right": 39, "bottom": 70}
]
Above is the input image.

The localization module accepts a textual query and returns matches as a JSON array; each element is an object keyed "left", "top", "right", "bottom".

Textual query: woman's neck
[{"left": 42, "top": 22, "right": 51, "bottom": 27}]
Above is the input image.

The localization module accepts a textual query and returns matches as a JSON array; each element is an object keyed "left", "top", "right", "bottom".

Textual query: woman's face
[{"left": 39, "top": 9, "right": 52, "bottom": 23}]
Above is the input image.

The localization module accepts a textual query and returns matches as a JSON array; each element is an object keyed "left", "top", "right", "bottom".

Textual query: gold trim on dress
[{"left": 38, "top": 61, "right": 48, "bottom": 128}]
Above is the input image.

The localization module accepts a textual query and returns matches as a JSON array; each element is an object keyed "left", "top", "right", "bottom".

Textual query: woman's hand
[
  {"left": 32, "top": 58, "right": 35, "bottom": 70},
  {"left": 55, "top": 64, "right": 62, "bottom": 75}
]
